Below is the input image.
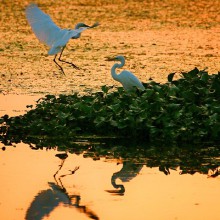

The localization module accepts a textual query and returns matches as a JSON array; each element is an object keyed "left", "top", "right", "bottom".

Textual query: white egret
[
  {"left": 25, "top": 3, "right": 99, "bottom": 74},
  {"left": 108, "top": 55, "right": 145, "bottom": 92}
]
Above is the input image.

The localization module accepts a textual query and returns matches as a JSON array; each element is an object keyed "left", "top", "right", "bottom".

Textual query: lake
[{"left": 0, "top": 95, "right": 220, "bottom": 220}]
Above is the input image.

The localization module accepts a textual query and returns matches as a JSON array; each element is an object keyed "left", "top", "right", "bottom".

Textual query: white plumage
[
  {"left": 110, "top": 55, "right": 145, "bottom": 92},
  {"left": 25, "top": 3, "right": 99, "bottom": 74}
]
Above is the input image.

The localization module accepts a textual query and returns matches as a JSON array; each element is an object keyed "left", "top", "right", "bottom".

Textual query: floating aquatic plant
[{"left": 1, "top": 68, "right": 220, "bottom": 144}]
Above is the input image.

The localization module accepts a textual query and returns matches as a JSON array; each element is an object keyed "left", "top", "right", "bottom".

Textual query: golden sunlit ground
[{"left": 0, "top": 0, "right": 220, "bottom": 95}]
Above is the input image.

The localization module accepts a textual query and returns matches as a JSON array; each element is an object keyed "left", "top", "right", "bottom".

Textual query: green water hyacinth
[{"left": 1, "top": 68, "right": 220, "bottom": 144}]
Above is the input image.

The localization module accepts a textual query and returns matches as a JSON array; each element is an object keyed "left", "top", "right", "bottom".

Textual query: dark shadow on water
[
  {"left": 106, "top": 162, "right": 143, "bottom": 196},
  {"left": 25, "top": 154, "right": 99, "bottom": 220}
]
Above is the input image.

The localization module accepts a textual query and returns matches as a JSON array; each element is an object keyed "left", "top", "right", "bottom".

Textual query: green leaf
[
  {"left": 168, "top": 72, "right": 175, "bottom": 82},
  {"left": 182, "top": 68, "right": 199, "bottom": 79},
  {"left": 101, "top": 85, "right": 109, "bottom": 94}
]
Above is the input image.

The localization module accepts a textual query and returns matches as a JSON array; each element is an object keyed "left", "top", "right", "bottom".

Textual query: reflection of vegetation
[
  {"left": 1, "top": 132, "right": 220, "bottom": 177},
  {"left": 1, "top": 68, "right": 220, "bottom": 143}
]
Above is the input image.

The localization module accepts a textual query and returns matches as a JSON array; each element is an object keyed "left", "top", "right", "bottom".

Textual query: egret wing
[
  {"left": 128, "top": 74, "right": 145, "bottom": 90},
  {"left": 25, "top": 4, "right": 64, "bottom": 47},
  {"left": 122, "top": 71, "right": 145, "bottom": 91}
]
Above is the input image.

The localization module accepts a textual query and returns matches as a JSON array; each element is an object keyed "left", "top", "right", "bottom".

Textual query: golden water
[{"left": 1, "top": 143, "right": 220, "bottom": 220}]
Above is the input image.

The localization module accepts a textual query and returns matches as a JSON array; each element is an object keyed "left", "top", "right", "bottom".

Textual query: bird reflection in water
[
  {"left": 159, "top": 165, "right": 171, "bottom": 175},
  {"left": 208, "top": 166, "right": 220, "bottom": 178},
  {"left": 106, "top": 161, "right": 143, "bottom": 196},
  {"left": 25, "top": 153, "right": 99, "bottom": 220}
]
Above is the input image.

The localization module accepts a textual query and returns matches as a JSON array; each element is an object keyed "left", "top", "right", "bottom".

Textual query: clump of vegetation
[{"left": 1, "top": 68, "right": 220, "bottom": 144}]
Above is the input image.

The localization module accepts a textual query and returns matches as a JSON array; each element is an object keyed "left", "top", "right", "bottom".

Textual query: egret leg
[
  {"left": 53, "top": 54, "right": 65, "bottom": 75},
  {"left": 58, "top": 47, "right": 80, "bottom": 70}
]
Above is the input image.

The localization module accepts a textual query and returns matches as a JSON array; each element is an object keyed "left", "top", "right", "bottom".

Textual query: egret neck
[{"left": 111, "top": 56, "right": 125, "bottom": 82}]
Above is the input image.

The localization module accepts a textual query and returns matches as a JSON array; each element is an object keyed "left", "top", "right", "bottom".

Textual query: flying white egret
[
  {"left": 108, "top": 55, "right": 145, "bottom": 92},
  {"left": 25, "top": 3, "right": 99, "bottom": 74}
]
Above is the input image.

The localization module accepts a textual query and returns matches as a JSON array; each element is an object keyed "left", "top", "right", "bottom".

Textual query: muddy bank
[{"left": 0, "top": 0, "right": 220, "bottom": 95}]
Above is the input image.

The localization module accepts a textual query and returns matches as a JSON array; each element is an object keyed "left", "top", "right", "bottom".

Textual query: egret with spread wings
[{"left": 25, "top": 4, "right": 99, "bottom": 74}]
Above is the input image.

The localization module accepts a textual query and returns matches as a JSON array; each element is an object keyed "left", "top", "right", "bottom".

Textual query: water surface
[{"left": 1, "top": 141, "right": 220, "bottom": 220}]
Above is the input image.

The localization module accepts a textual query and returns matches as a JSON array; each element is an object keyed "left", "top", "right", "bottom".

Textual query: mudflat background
[{"left": 0, "top": 0, "right": 220, "bottom": 95}]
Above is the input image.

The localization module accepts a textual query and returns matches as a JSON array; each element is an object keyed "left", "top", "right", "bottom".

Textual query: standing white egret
[
  {"left": 108, "top": 55, "right": 145, "bottom": 92},
  {"left": 25, "top": 3, "right": 99, "bottom": 74}
]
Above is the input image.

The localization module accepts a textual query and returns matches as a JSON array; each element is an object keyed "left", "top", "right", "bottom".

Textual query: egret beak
[
  {"left": 105, "top": 56, "right": 117, "bottom": 61},
  {"left": 89, "top": 22, "right": 100, "bottom": 28},
  {"left": 75, "top": 22, "right": 99, "bottom": 29}
]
